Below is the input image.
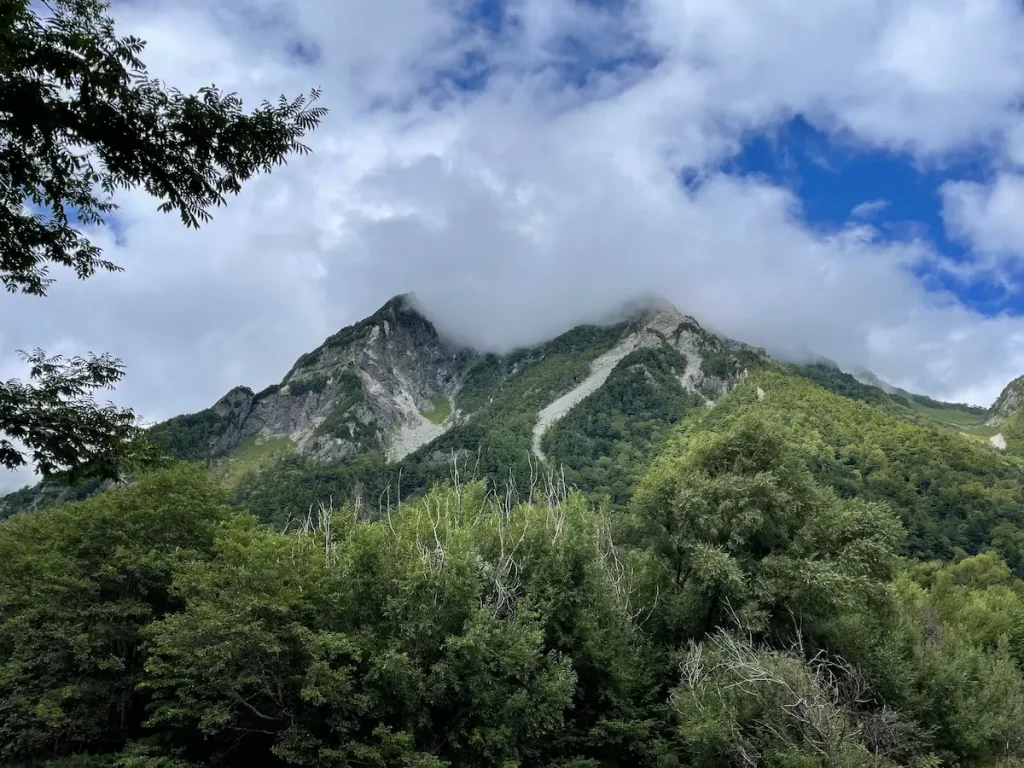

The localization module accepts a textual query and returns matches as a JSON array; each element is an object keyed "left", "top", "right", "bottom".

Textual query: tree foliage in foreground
[
  {"left": 631, "top": 415, "right": 904, "bottom": 647},
  {"left": 0, "top": 350, "right": 157, "bottom": 480},
  {"left": 0, "top": 465, "right": 237, "bottom": 762},
  {"left": 2, "top": 418, "right": 1022, "bottom": 766},
  {"left": 0, "top": 0, "right": 326, "bottom": 481}
]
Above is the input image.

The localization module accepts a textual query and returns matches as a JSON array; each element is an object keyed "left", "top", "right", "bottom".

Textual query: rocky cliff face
[
  {"left": 987, "top": 375, "right": 1024, "bottom": 426},
  {"left": 207, "top": 294, "right": 474, "bottom": 463}
]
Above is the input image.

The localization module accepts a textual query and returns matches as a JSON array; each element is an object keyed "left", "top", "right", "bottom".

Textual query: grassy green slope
[
  {"left": 1002, "top": 409, "right": 1024, "bottom": 456},
  {"left": 788, "top": 362, "right": 1001, "bottom": 438},
  {"left": 659, "top": 368, "right": 1024, "bottom": 572},
  {"left": 899, "top": 397, "right": 1002, "bottom": 442}
]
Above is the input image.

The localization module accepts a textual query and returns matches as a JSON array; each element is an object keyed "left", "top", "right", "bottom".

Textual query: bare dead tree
[
  {"left": 598, "top": 520, "right": 658, "bottom": 626},
  {"left": 316, "top": 497, "right": 338, "bottom": 568},
  {"left": 450, "top": 449, "right": 463, "bottom": 521},
  {"left": 486, "top": 497, "right": 529, "bottom": 617},
  {"left": 526, "top": 451, "right": 539, "bottom": 506},
  {"left": 676, "top": 630, "right": 875, "bottom": 767}
]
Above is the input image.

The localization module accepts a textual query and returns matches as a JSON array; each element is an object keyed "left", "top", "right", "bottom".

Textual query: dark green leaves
[
  {"left": 631, "top": 415, "right": 904, "bottom": 642},
  {"left": 1, "top": 442, "right": 1023, "bottom": 766},
  {"left": 0, "top": 349, "right": 157, "bottom": 480},
  {"left": 0, "top": 465, "right": 239, "bottom": 763},
  {"left": 0, "top": 0, "right": 326, "bottom": 296}
]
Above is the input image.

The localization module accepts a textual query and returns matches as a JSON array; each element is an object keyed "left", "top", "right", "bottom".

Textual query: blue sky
[{"left": 726, "top": 116, "right": 1015, "bottom": 315}]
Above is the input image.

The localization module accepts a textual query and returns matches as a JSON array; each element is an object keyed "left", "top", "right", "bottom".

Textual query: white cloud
[
  {"left": 1007, "top": 123, "right": 1024, "bottom": 166},
  {"left": 6, "top": 0, "right": 1024, "bottom": 491},
  {"left": 943, "top": 173, "right": 1024, "bottom": 260},
  {"left": 632, "top": 0, "right": 1024, "bottom": 158},
  {"left": 851, "top": 199, "right": 891, "bottom": 219}
]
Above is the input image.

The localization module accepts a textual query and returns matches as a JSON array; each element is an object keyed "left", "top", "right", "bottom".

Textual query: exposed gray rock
[
  {"left": 207, "top": 294, "right": 471, "bottom": 463},
  {"left": 987, "top": 375, "right": 1024, "bottom": 426},
  {"left": 209, "top": 386, "right": 255, "bottom": 456}
]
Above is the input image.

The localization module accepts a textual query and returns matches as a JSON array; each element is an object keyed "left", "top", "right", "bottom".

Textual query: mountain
[
  {"left": 850, "top": 366, "right": 898, "bottom": 393},
  {"left": 150, "top": 294, "right": 473, "bottom": 467},
  {"left": 143, "top": 294, "right": 769, "bottom": 523},
  {"left": 0, "top": 294, "right": 768, "bottom": 521},
  {"left": 151, "top": 293, "right": 761, "bottom": 466},
  {"left": 3, "top": 292, "right": 1023, "bottom": 529}
]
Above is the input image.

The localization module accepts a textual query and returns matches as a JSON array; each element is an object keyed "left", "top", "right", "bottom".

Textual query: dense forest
[{"left": 3, "top": 368, "right": 1024, "bottom": 767}]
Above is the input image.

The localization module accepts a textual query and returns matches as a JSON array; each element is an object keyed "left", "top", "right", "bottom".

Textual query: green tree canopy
[
  {"left": 630, "top": 415, "right": 904, "bottom": 644},
  {"left": 1, "top": 461, "right": 1022, "bottom": 765},
  {"left": 0, "top": 464, "right": 240, "bottom": 762}
]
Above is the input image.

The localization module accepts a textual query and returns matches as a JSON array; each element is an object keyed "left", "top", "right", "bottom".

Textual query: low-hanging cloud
[{"left": 5, "top": 0, "right": 1024, "bottom": 492}]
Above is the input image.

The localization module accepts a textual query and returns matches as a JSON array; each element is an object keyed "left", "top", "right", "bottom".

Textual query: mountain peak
[
  {"left": 987, "top": 374, "right": 1024, "bottom": 426},
  {"left": 293, "top": 293, "right": 445, "bottom": 375},
  {"left": 371, "top": 291, "right": 421, "bottom": 319},
  {"left": 360, "top": 291, "right": 433, "bottom": 334},
  {"left": 597, "top": 294, "right": 681, "bottom": 326}
]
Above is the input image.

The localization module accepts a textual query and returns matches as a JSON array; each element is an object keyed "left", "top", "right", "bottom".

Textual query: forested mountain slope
[
  {"left": 662, "top": 369, "right": 1024, "bottom": 572},
  {"left": 5, "top": 295, "right": 1024, "bottom": 543},
  {"left": 1, "top": 295, "right": 765, "bottom": 521}
]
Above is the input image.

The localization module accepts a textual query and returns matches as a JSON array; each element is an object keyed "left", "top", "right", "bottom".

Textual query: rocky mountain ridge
[
  {"left": 175, "top": 294, "right": 761, "bottom": 472},
  {"left": 5, "top": 293, "right": 1024, "bottom": 520},
  {"left": 198, "top": 294, "right": 470, "bottom": 465}
]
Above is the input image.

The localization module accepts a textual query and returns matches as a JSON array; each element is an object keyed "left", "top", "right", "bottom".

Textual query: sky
[{"left": 5, "top": 0, "right": 1024, "bottom": 491}]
